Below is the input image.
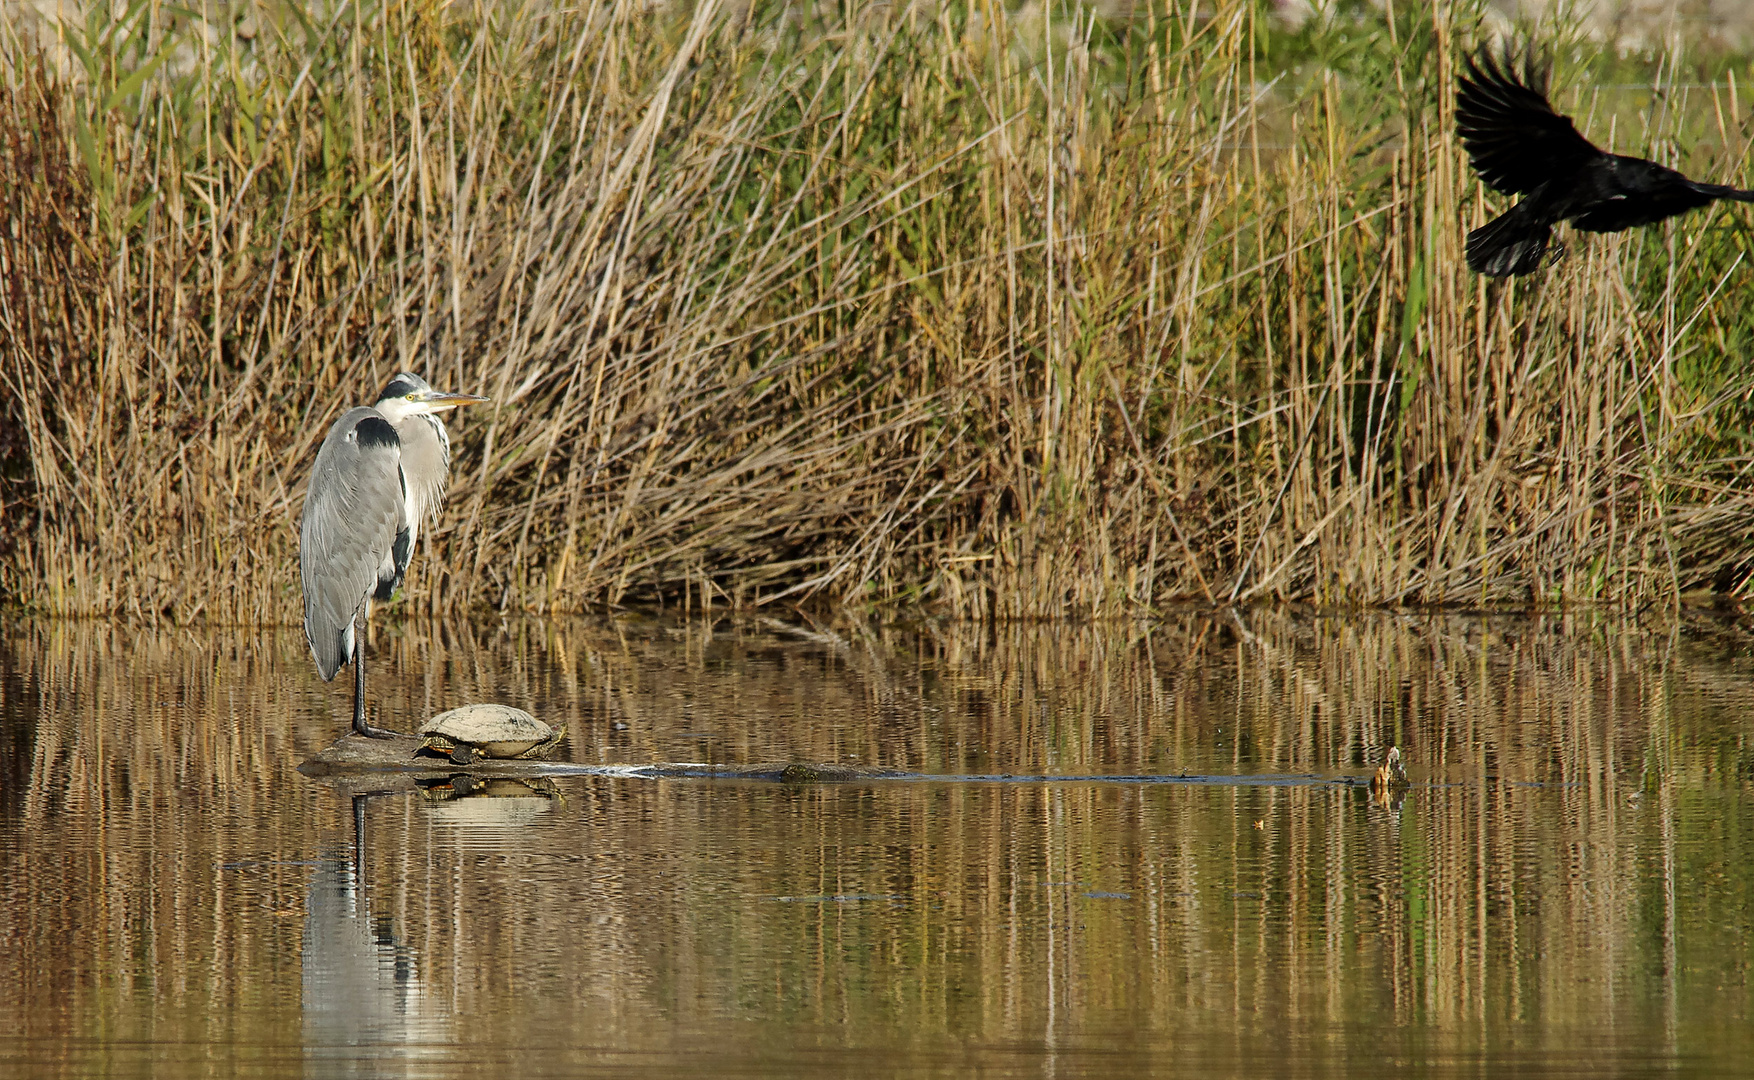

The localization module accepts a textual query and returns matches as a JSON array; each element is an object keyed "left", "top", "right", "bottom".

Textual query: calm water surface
[{"left": 2, "top": 611, "right": 1753, "bottom": 1077}]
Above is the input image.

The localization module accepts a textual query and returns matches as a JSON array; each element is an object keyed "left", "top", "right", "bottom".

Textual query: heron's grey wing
[{"left": 300, "top": 409, "right": 405, "bottom": 680}]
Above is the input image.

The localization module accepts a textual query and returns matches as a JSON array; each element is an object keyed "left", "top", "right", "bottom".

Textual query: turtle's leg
[
  {"left": 450, "top": 744, "right": 474, "bottom": 766},
  {"left": 523, "top": 730, "right": 565, "bottom": 760},
  {"left": 351, "top": 629, "right": 400, "bottom": 740}
]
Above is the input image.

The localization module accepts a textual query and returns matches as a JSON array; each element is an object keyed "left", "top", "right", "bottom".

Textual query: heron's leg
[{"left": 351, "top": 635, "right": 400, "bottom": 739}]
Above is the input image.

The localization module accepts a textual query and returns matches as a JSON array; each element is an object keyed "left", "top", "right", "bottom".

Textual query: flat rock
[
  {"left": 298, "top": 731, "right": 438, "bottom": 776},
  {"left": 301, "top": 703, "right": 563, "bottom": 776},
  {"left": 298, "top": 707, "right": 912, "bottom": 781}
]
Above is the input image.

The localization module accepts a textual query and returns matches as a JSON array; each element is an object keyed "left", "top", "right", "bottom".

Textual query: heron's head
[{"left": 373, "top": 372, "right": 490, "bottom": 423}]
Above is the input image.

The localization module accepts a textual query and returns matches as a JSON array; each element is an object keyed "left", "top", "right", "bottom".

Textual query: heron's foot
[{"left": 352, "top": 718, "right": 403, "bottom": 740}]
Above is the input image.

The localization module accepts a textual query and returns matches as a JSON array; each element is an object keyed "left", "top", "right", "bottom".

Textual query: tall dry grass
[{"left": 4, "top": 0, "right": 1754, "bottom": 622}]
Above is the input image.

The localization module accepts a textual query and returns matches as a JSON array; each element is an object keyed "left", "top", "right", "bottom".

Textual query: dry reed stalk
[{"left": 3, "top": 1, "right": 1754, "bottom": 622}]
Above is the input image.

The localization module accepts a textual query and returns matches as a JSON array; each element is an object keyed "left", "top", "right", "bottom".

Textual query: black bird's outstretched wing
[{"left": 1456, "top": 50, "right": 1603, "bottom": 195}]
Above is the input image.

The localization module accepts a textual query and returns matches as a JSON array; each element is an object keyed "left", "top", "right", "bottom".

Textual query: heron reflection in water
[
  {"left": 299, "top": 372, "right": 487, "bottom": 739},
  {"left": 302, "top": 794, "right": 445, "bottom": 1072},
  {"left": 303, "top": 782, "right": 561, "bottom": 1069}
]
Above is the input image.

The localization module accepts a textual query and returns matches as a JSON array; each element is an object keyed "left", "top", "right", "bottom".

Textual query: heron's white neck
[{"left": 373, "top": 404, "right": 454, "bottom": 528}]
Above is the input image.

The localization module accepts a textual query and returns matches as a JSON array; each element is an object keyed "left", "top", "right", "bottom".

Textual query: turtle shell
[{"left": 416, "top": 704, "right": 564, "bottom": 764}]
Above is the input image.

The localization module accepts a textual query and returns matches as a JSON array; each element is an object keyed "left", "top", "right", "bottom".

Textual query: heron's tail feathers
[
  {"left": 1466, "top": 202, "right": 1553, "bottom": 277},
  {"left": 306, "top": 618, "right": 354, "bottom": 681}
]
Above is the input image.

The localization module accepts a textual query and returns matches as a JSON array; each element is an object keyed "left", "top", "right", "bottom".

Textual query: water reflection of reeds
[{"left": 1, "top": 613, "right": 1751, "bottom": 1071}]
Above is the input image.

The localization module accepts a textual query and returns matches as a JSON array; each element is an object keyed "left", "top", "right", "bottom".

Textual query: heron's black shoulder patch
[{"left": 355, "top": 414, "right": 399, "bottom": 450}]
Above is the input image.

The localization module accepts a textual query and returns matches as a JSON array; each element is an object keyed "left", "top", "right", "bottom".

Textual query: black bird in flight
[{"left": 1456, "top": 48, "right": 1754, "bottom": 276}]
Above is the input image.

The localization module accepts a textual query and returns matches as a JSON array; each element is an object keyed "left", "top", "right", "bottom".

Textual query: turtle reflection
[{"left": 418, "top": 774, "right": 563, "bottom": 829}]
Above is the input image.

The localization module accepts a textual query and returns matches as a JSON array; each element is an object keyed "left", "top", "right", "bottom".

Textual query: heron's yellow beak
[{"left": 412, "top": 389, "right": 490, "bottom": 411}]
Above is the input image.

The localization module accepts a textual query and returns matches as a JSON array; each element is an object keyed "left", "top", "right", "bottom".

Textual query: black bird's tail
[
  {"left": 1466, "top": 202, "right": 1552, "bottom": 277},
  {"left": 1689, "top": 181, "right": 1754, "bottom": 203}
]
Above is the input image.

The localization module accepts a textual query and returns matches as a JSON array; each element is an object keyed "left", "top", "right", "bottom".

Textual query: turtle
[{"left": 414, "top": 704, "right": 565, "bottom": 766}]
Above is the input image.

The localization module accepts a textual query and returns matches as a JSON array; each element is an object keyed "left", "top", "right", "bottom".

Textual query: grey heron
[{"left": 300, "top": 372, "right": 488, "bottom": 739}]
